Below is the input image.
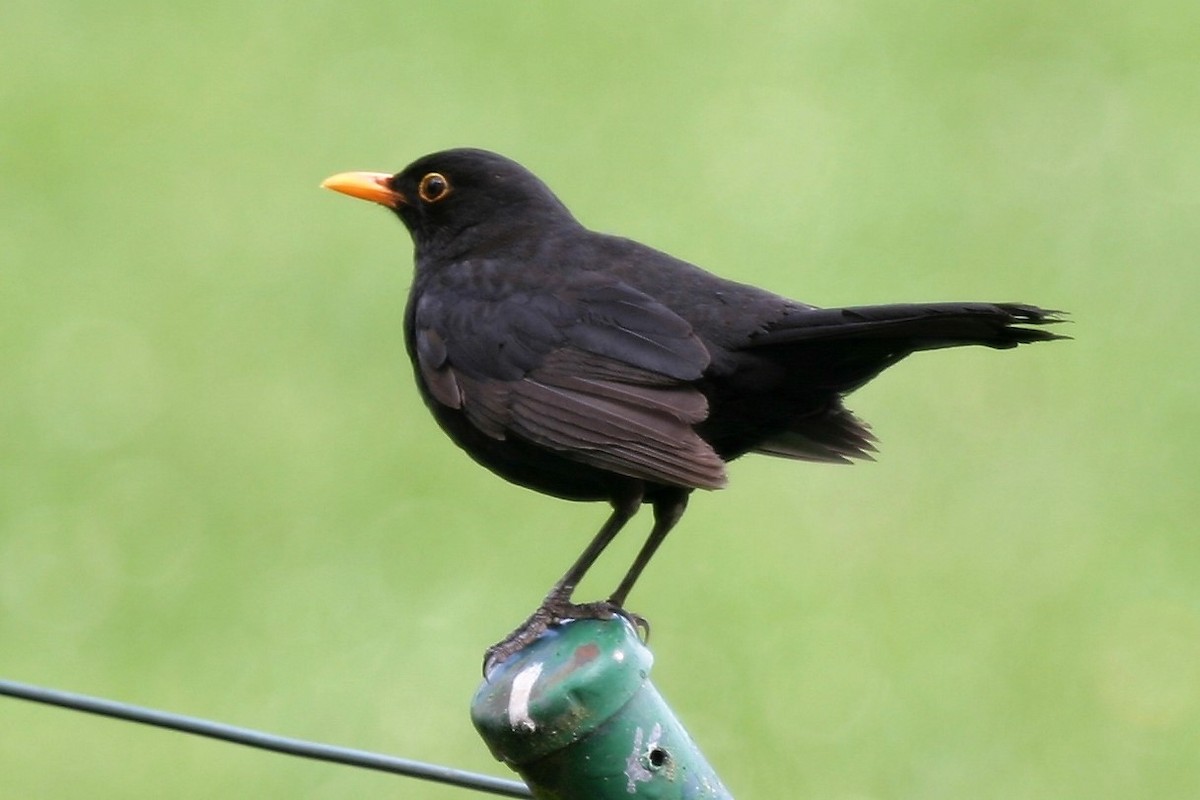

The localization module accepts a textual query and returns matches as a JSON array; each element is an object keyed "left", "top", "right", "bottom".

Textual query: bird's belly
[{"left": 426, "top": 401, "right": 620, "bottom": 502}]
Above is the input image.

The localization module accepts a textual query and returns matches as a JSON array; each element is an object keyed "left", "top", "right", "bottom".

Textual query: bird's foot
[{"left": 483, "top": 597, "right": 648, "bottom": 676}]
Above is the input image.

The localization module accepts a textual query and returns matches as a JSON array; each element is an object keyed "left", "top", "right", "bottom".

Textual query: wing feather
[
  {"left": 508, "top": 376, "right": 726, "bottom": 488},
  {"left": 411, "top": 272, "right": 727, "bottom": 490}
]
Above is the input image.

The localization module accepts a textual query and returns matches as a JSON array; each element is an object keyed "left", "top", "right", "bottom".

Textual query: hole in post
[{"left": 648, "top": 747, "right": 668, "bottom": 768}]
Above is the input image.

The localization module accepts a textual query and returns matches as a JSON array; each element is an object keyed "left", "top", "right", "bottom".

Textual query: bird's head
[{"left": 321, "top": 148, "right": 578, "bottom": 256}]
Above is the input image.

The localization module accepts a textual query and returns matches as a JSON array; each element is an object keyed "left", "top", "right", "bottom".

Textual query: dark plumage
[{"left": 322, "top": 148, "right": 1065, "bottom": 665}]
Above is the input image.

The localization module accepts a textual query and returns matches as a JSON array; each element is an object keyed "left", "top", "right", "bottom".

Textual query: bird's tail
[
  {"left": 751, "top": 302, "right": 1068, "bottom": 351},
  {"left": 729, "top": 302, "right": 1067, "bottom": 464},
  {"left": 746, "top": 302, "right": 1068, "bottom": 396}
]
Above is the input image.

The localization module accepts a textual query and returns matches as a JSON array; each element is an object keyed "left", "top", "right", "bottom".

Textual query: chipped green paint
[{"left": 472, "top": 618, "right": 733, "bottom": 799}]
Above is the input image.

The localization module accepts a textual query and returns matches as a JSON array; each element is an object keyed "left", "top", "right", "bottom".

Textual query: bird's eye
[{"left": 418, "top": 172, "right": 451, "bottom": 204}]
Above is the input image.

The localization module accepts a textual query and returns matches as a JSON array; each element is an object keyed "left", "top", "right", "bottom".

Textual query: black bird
[{"left": 322, "top": 148, "right": 1064, "bottom": 665}]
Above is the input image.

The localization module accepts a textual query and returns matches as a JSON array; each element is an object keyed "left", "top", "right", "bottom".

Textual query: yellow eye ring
[{"left": 418, "top": 172, "right": 451, "bottom": 203}]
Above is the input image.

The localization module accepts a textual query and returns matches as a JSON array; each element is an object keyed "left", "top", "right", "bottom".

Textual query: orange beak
[{"left": 320, "top": 171, "right": 406, "bottom": 207}]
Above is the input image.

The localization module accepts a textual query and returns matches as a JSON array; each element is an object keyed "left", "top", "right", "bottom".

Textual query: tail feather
[
  {"left": 751, "top": 302, "right": 1069, "bottom": 350},
  {"left": 752, "top": 404, "right": 878, "bottom": 464},
  {"left": 703, "top": 301, "right": 1066, "bottom": 463}
]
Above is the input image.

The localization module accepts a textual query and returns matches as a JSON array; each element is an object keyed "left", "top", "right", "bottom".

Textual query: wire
[{"left": 0, "top": 678, "right": 531, "bottom": 798}]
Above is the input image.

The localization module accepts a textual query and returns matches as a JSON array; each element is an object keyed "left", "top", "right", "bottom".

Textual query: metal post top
[{"left": 471, "top": 617, "right": 653, "bottom": 765}]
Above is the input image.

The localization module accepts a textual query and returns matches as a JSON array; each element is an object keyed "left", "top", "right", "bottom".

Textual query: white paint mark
[
  {"left": 624, "top": 722, "right": 663, "bottom": 792},
  {"left": 625, "top": 726, "right": 648, "bottom": 792},
  {"left": 507, "top": 662, "right": 544, "bottom": 733}
]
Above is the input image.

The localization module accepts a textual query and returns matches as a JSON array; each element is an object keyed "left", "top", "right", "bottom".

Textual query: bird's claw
[{"left": 624, "top": 609, "right": 651, "bottom": 642}]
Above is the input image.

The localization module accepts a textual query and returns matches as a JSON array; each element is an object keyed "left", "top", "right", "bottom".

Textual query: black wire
[{"left": 0, "top": 678, "right": 531, "bottom": 798}]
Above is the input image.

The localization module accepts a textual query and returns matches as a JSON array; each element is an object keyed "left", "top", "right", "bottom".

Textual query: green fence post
[{"left": 471, "top": 617, "right": 733, "bottom": 799}]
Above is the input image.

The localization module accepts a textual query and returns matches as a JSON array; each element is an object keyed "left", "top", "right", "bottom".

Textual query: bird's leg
[
  {"left": 542, "top": 487, "right": 641, "bottom": 610},
  {"left": 485, "top": 487, "right": 642, "bottom": 672},
  {"left": 607, "top": 491, "right": 689, "bottom": 611}
]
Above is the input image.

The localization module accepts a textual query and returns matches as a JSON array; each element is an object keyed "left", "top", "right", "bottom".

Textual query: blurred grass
[{"left": 2, "top": 1, "right": 1198, "bottom": 797}]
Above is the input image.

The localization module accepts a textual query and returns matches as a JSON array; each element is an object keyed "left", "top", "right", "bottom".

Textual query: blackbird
[{"left": 322, "top": 148, "right": 1064, "bottom": 665}]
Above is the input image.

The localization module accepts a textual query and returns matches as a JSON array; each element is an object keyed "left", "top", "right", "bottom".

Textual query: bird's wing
[{"left": 413, "top": 277, "right": 727, "bottom": 490}]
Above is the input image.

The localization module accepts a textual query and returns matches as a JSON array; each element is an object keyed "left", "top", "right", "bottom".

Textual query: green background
[{"left": 3, "top": 2, "right": 1197, "bottom": 797}]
